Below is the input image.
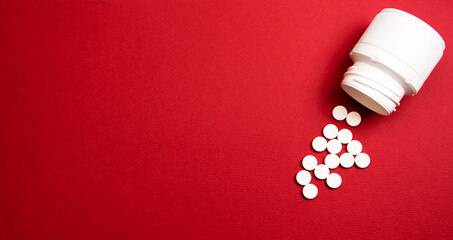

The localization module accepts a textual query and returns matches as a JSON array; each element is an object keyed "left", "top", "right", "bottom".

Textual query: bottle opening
[{"left": 341, "top": 83, "right": 391, "bottom": 116}]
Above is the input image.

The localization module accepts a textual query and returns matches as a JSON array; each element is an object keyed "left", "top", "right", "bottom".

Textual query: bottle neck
[{"left": 341, "top": 61, "right": 406, "bottom": 116}]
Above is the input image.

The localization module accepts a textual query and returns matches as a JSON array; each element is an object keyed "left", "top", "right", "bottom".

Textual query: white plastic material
[{"left": 341, "top": 8, "right": 445, "bottom": 116}]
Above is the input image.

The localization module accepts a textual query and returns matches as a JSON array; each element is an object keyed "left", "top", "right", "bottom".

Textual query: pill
[
  {"left": 296, "top": 170, "right": 311, "bottom": 185},
  {"left": 346, "top": 111, "right": 361, "bottom": 127},
  {"left": 347, "top": 140, "right": 362, "bottom": 155},
  {"left": 312, "top": 136, "right": 327, "bottom": 152},
  {"left": 324, "top": 154, "right": 340, "bottom": 169},
  {"left": 337, "top": 129, "right": 353, "bottom": 144},
  {"left": 332, "top": 105, "right": 348, "bottom": 121},
  {"left": 355, "top": 153, "right": 371, "bottom": 168},
  {"left": 340, "top": 152, "right": 355, "bottom": 168},
  {"left": 327, "top": 139, "right": 342, "bottom": 154},
  {"left": 302, "top": 155, "right": 318, "bottom": 171},
  {"left": 326, "top": 173, "right": 342, "bottom": 189},
  {"left": 314, "top": 164, "right": 330, "bottom": 180},
  {"left": 302, "top": 183, "right": 318, "bottom": 200},
  {"left": 323, "top": 124, "right": 338, "bottom": 139}
]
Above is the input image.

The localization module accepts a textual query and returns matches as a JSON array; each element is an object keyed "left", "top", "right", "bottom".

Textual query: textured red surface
[{"left": 1, "top": 1, "right": 453, "bottom": 239}]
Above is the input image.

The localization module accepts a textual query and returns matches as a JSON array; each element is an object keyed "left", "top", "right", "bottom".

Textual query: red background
[{"left": 1, "top": 0, "right": 453, "bottom": 239}]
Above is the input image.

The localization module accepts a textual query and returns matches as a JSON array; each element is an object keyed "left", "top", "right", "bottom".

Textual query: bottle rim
[{"left": 341, "top": 81, "right": 392, "bottom": 116}]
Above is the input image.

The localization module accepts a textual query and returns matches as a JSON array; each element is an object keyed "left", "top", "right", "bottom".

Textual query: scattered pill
[
  {"left": 327, "top": 139, "right": 342, "bottom": 154},
  {"left": 302, "top": 183, "right": 318, "bottom": 200},
  {"left": 346, "top": 111, "right": 361, "bottom": 127},
  {"left": 332, "top": 105, "right": 348, "bottom": 121},
  {"left": 323, "top": 124, "right": 339, "bottom": 139},
  {"left": 324, "top": 154, "right": 340, "bottom": 169},
  {"left": 312, "top": 136, "right": 327, "bottom": 152},
  {"left": 296, "top": 170, "right": 311, "bottom": 185},
  {"left": 297, "top": 107, "right": 370, "bottom": 199},
  {"left": 302, "top": 155, "right": 318, "bottom": 171},
  {"left": 314, "top": 164, "right": 330, "bottom": 180},
  {"left": 326, "top": 173, "right": 342, "bottom": 189},
  {"left": 355, "top": 153, "right": 371, "bottom": 168},
  {"left": 347, "top": 140, "right": 363, "bottom": 155},
  {"left": 337, "top": 129, "right": 353, "bottom": 144},
  {"left": 340, "top": 152, "right": 355, "bottom": 168}
]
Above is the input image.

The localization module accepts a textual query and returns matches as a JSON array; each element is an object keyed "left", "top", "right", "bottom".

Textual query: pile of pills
[{"left": 295, "top": 105, "right": 370, "bottom": 199}]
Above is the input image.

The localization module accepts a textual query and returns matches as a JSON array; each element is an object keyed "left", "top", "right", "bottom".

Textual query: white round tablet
[
  {"left": 347, "top": 140, "right": 362, "bottom": 155},
  {"left": 302, "top": 155, "right": 318, "bottom": 171},
  {"left": 355, "top": 153, "right": 371, "bottom": 168},
  {"left": 332, "top": 105, "right": 348, "bottom": 121},
  {"left": 340, "top": 152, "right": 355, "bottom": 168},
  {"left": 314, "top": 164, "right": 330, "bottom": 180},
  {"left": 312, "top": 136, "right": 327, "bottom": 152},
  {"left": 323, "top": 124, "right": 338, "bottom": 139},
  {"left": 326, "top": 173, "right": 342, "bottom": 189},
  {"left": 346, "top": 111, "right": 361, "bottom": 127},
  {"left": 302, "top": 183, "right": 318, "bottom": 200},
  {"left": 296, "top": 170, "right": 311, "bottom": 186},
  {"left": 324, "top": 154, "right": 340, "bottom": 169},
  {"left": 327, "top": 139, "right": 342, "bottom": 154},
  {"left": 337, "top": 129, "right": 353, "bottom": 144}
]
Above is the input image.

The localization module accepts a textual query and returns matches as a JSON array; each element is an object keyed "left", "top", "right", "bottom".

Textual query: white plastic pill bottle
[{"left": 341, "top": 8, "right": 445, "bottom": 116}]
